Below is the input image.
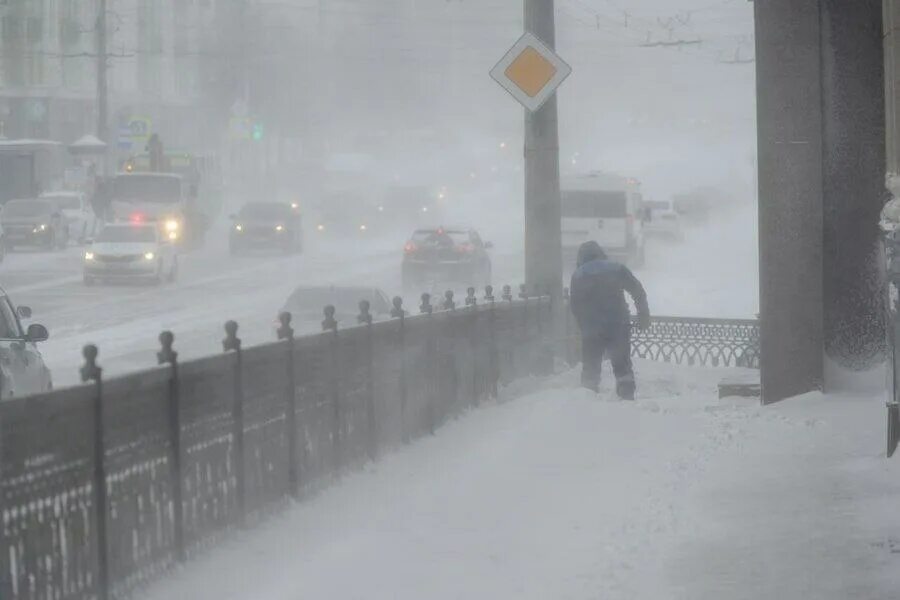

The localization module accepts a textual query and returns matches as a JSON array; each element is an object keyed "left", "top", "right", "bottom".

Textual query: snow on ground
[{"left": 139, "top": 359, "right": 900, "bottom": 600}]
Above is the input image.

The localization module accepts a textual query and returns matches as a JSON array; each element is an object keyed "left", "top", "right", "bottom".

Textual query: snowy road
[
  {"left": 0, "top": 201, "right": 757, "bottom": 387},
  {"left": 136, "top": 361, "right": 900, "bottom": 600}
]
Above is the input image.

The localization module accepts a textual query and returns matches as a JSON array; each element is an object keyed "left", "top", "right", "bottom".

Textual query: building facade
[{"left": 0, "top": 0, "right": 212, "bottom": 146}]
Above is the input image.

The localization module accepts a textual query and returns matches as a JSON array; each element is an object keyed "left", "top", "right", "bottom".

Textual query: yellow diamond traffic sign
[{"left": 491, "top": 32, "right": 572, "bottom": 112}]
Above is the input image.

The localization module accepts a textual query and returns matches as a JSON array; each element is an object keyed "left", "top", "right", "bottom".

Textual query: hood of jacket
[{"left": 576, "top": 241, "right": 608, "bottom": 267}]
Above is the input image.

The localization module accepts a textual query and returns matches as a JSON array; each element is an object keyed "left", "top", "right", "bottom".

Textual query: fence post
[
  {"left": 358, "top": 300, "right": 377, "bottom": 460},
  {"left": 443, "top": 290, "right": 456, "bottom": 311},
  {"left": 390, "top": 297, "right": 410, "bottom": 442},
  {"left": 277, "top": 312, "right": 299, "bottom": 497},
  {"left": 157, "top": 332, "right": 184, "bottom": 563},
  {"left": 222, "top": 321, "right": 244, "bottom": 524},
  {"left": 466, "top": 287, "right": 478, "bottom": 406},
  {"left": 485, "top": 286, "right": 499, "bottom": 398},
  {"left": 81, "top": 345, "right": 109, "bottom": 600},
  {"left": 320, "top": 305, "right": 340, "bottom": 473}
]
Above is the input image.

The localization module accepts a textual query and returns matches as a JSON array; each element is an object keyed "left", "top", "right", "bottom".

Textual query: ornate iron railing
[
  {"left": 631, "top": 316, "right": 760, "bottom": 369},
  {"left": 562, "top": 298, "right": 760, "bottom": 369}
]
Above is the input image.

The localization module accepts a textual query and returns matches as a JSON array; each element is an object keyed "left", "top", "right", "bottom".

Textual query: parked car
[
  {"left": 40, "top": 191, "right": 97, "bottom": 244},
  {"left": 280, "top": 285, "right": 392, "bottom": 327},
  {"left": 0, "top": 199, "right": 68, "bottom": 250},
  {"left": 83, "top": 223, "right": 178, "bottom": 285},
  {"left": 229, "top": 202, "right": 302, "bottom": 255},
  {"left": 401, "top": 227, "right": 492, "bottom": 288},
  {"left": 0, "top": 288, "right": 51, "bottom": 398}
]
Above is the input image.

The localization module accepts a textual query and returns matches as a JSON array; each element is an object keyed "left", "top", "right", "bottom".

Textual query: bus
[
  {"left": 561, "top": 172, "right": 646, "bottom": 269},
  {"left": 0, "top": 140, "right": 66, "bottom": 203}
]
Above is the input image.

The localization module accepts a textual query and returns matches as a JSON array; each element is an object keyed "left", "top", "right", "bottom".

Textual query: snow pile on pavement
[{"left": 139, "top": 360, "right": 900, "bottom": 600}]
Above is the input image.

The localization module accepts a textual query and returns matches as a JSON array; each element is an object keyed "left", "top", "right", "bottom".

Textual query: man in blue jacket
[{"left": 570, "top": 241, "right": 650, "bottom": 399}]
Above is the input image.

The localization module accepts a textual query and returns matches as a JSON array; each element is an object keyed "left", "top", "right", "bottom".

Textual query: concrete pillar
[
  {"left": 754, "top": 0, "right": 825, "bottom": 403},
  {"left": 755, "top": 0, "right": 885, "bottom": 403}
]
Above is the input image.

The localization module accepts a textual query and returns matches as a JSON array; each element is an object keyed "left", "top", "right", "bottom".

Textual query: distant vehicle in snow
[
  {"left": 280, "top": 285, "right": 392, "bottom": 326},
  {"left": 378, "top": 185, "right": 441, "bottom": 229},
  {"left": 83, "top": 223, "right": 178, "bottom": 285},
  {"left": 0, "top": 288, "right": 51, "bottom": 398},
  {"left": 40, "top": 191, "right": 97, "bottom": 244},
  {"left": 312, "top": 191, "right": 378, "bottom": 238},
  {"left": 0, "top": 199, "right": 68, "bottom": 251},
  {"left": 561, "top": 172, "right": 645, "bottom": 269},
  {"left": 642, "top": 199, "right": 684, "bottom": 242},
  {"left": 108, "top": 172, "right": 193, "bottom": 245},
  {"left": 229, "top": 202, "right": 302, "bottom": 255},
  {"left": 401, "top": 227, "right": 493, "bottom": 289}
]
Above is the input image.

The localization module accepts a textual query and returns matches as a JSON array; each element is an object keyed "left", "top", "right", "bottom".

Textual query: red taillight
[
  {"left": 130, "top": 212, "right": 145, "bottom": 224},
  {"left": 404, "top": 242, "right": 417, "bottom": 253},
  {"left": 457, "top": 243, "right": 474, "bottom": 253}
]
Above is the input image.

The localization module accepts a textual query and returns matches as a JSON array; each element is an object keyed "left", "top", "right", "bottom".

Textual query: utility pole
[
  {"left": 524, "top": 0, "right": 563, "bottom": 303},
  {"left": 96, "top": 0, "right": 108, "bottom": 143}
]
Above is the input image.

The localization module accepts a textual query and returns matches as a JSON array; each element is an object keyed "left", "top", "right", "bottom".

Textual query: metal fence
[
  {"left": 0, "top": 288, "right": 552, "bottom": 600},
  {"left": 0, "top": 280, "right": 765, "bottom": 600},
  {"left": 562, "top": 290, "right": 761, "bottom": 369}
]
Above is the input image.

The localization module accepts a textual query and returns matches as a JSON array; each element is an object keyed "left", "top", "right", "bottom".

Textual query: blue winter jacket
[{"left": 570, "top": 241, "right": 650, "bottom": 336}]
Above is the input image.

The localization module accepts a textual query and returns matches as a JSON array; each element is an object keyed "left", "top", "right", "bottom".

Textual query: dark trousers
[{"left": 581, "top": 326, "right": 635, "bottom": 399}]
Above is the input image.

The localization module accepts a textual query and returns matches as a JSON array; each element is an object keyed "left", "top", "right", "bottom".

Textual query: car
[
  {"left": 280, "top": 285, "right": 392, "bottom": 327},
  {"left": 313, "top": 191, "right": 378, "bottom": 238},
  {"left": 83, "top": 223, "right": 178, "bottom": 285},
  {"left": 643, "top": 199, "right": 684, "bottom": 242},
  {"left": 230, "top": 202, "right": 302, "bottom": 255},
  {"left": 40, "top": 191, "right": 97, "bottom": 244},
  {"left": 0, "top": 199, "right": 68, "bottom": 250},
  {"left": 401, "top": 227, "right": 493, "bottom": 289},
  {"left": 0, "top": 289, "right": 51, "bottom": 398}
]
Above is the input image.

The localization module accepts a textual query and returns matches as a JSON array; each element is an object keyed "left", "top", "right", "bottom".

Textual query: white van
[{"left": 561, "top": 173, "right": 645, "bottom": 268}]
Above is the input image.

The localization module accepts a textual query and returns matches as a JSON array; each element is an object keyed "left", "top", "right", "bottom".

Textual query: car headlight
[
  {"left": 317, "top": 224, "right": 325, "bottom": 232},
  {"left": 34, "top": 224, "right": 47, "bottom": 233},
  {"left": 144, "top": 252, "right": 155, "bottom": 261},
  {"left": 275, "top": 224, "right": 284, "bottom": 232},
  {"left": 359, "top": 224, "right": 367, "bottom": 232},
  {"left": 421, "top": 206, "right": 429, "bottom": 213},
  {"left": 235, "top": 224, "right": 243, "bottom": 232},
  {"left": 291, "top": 202, "right": 299, "bottom": 210},
  {"left": 165, "top": 219, "right": 180, "bottom": 232},
  {"left": 168, "top": 231, "right": 178, "bottom": 241},
  {"left": 84, "top": 251, "right": 95, "bottom": 261}
]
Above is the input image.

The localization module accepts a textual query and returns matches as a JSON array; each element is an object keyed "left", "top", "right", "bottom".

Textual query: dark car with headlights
[
  {"left": 229, "top": 202, "right": 302, "bottom": 255},
  {"left": 401, "top": 227, "right": 492, "bottom": 288},
  {"left": 1, "top": 199, "right": 68, "bottom": 250},
  {"left": 313, "top": 191, "right": 378, "bottom": 238}
]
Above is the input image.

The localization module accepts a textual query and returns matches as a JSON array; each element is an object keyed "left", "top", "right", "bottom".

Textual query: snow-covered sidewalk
[{"left": 140, "top": 360, "right": 900, "bottom": 600}]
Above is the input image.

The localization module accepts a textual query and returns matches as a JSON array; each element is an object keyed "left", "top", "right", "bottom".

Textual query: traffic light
[{"left": 252, "top": 122, "right": 264, "bottom": 142}]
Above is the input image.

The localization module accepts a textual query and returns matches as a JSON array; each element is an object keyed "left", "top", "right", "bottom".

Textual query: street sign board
[
  {"left": 118, "top": 116, "right": 152, "bottom": 152},
  {"left": 490, "top": 32, "right": 572, "bottom": 112}
]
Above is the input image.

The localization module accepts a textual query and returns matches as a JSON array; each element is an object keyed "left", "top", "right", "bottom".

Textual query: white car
[
  {"left": 0, "top": 289, "right": 51, "bottom": 398},
  {"left": 41, "top": 191, "right": 97, "bottom": 244},
  {"left": 83, "top": 223, "right": 178, "bottom": 285},
  {"left": 643, "top": 200, "right": 684, "bottom": 242}
]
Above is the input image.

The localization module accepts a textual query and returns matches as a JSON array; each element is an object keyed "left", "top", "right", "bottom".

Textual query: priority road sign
[{"left": 490, "top": 32, "right": 572, "bottom": 112}]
